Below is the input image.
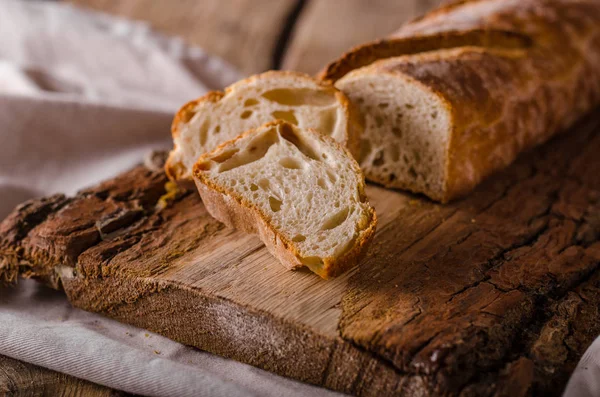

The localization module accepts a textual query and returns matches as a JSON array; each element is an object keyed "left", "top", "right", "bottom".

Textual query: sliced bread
[
  {"left": 323, "top": 0, "right": 600, "bottom": 202},
  {"left": 193, "top": 120, "right": 377, "bottom": 279},
  {"left": 167, "top": 71, "right": 362, "bottom": 181}
]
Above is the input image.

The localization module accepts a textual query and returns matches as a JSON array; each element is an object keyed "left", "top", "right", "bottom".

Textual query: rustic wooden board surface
[
  {"left": 5, "top": 0, "right": 599, "bottom": 396},
  {"left": 2, "top": 111, "right": 600, "bottom": 396},
  {"left": 0, "top": 1, "right": 441, "bottom": 393}
]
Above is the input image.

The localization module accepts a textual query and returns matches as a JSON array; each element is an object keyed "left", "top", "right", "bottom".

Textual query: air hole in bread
[
  {"left": 326, "top": 169, "right": 337, "bottom": 183},
  {"left": 405, "top": 104, "right": 415, "bottom": 109},
  {"left": 321, "top": 207, "right": 349, "bottom": 231},
  {"left": 240, "top": 110, "right": 253, "bottom": 119},
  {"left": 431, "top": 111, "right": 438, "bottom": 119},
  {"left": 413, "top": 150, "right": 421, "bottom": 164},
  {"left": 389, "top": 173, "right": 397, "bottom": 182},
  {"left": 269, "top": 196, "right": 282, "bottom": 212},
  {"left": 244, "top": 98, "right": 259, "bottom": 107},
  {"left": 261, "top": 88, "right": 335, "bottom": 107},
  {"left": 278, "top": 123, "right": 320, "bottom": 161},
  {"left": 409, "top": 167, "right": 418, "bottom": 179},
  {"left": 271, "top": 110, "right": 299, "bottom": 125},
  {"left": 292, "top": 234, "right": 306, "bottom": 242},
  {"left": 279, "top": 157, "right": 304, "bottom": 170},
  {"left": 392, "top": 127, "right": 403, "bottom": 138},
  {"left": 212, "top": 148, "right": 239, "bottom": 163},
  {"left": 250, "top": 183, "right": 259, "bottom": 191},
  {"left": 373, "top": 151, "right": 385, "bottom": 167},
  {"left": 317, "top": 178, "right": 327, "bottom": 189},
  {"left": 322, "top": 153, "right": 328, "bottom": 159},
  {"left": 318, "top": 107, "right": 338, "bottom": 135},
  {"left": 258, "top": 178, "right": 270, "bottom": 190},
  {"left": 390, "top": 145, "right": 400, "bottom": 162},
  {"left": 214, "top": 125, "right": 221, "bottom": 134},
  {"left": 306, "top": 192, "right": 313, "bottom": 203},
  {"left": 217, "top": 128, "right": 278, "bottom": 172},
  {"left": 198, "top": 118, "right": 210, "bottom": 146},
  {"left": 375, "top": 115, "right": 384, "bottom": 128}
]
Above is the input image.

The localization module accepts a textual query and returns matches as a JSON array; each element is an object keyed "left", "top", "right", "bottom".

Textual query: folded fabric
[{"left": 0, "top": 0, "right": 239, "bottom": 111}]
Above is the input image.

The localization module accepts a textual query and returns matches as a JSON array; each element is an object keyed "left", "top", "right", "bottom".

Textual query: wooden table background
[{"left": 0, "top": 0, "right": 443, "bottom": 395}]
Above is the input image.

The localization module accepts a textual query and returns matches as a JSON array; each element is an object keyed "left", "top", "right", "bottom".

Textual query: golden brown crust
[
  {"left": 327, "top": 0, "right": 600, "bottom": 202},
  {"left": 166, "top": 71, "right": 363, "bottom": 182},
  {"left": 193, "top": 120, "right": 377, "bottom": 279},
  {"left": 319, "top": 29, "right": 531, "bottom": 84},
  {"left": 400, "top": 0, "right": 600, "bottom": 202}
]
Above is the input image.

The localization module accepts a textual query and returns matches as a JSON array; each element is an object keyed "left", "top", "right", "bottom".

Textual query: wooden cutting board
[{"left": 1, "top": 112, "right": 600, "bottom": 397}]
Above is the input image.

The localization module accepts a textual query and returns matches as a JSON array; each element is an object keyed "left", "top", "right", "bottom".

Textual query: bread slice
[
  {"left": 166, "top": 71, "right": 362, "bottom": 181},
  {"left": 193, "top": 120, "right": 377, "bottom": 279}
]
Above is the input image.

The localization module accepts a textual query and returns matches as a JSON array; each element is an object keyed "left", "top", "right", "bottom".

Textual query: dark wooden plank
[
  {"left": 282, "top": 0, "right": 444, "bottom": 74},
  {"left": 66, "top": 0, "right": 298, "bottom": 76},
  {"left": 0, "top": 355, "right": 121, "bottom": 397},
  {"left": 1, "top": 109, "right": 599, "bottom": 396}
]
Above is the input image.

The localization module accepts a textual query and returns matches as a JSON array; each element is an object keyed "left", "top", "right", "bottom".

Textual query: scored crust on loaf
[
  {"left": 193, "top": 120, "right": 377, "bottom": 279},
  {"left": 324, "top": 0, "right": 600, "bottom": 202},
  {"left": 167, "top": 71, "right": 362, "bottom": 181},
  {"left": 319, "top": 28, "right": 531, "bottom": 84}
]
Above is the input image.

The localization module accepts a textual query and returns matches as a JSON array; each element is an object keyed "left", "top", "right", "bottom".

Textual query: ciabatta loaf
[
  {"left": 322, "top": 0, "right": 600, "bottom": 202},
  {"left": 193, "top": 121, "right": 376, "bottom": 279},
  {"left": 167, "top": 71, "right": 362, "bottom": 181}
]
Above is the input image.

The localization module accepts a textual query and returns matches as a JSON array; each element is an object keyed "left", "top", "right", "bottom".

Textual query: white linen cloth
[
  {"left": 0, "top": 1, "right": 342, "bottom": 396},
  {"left": 0, "top": 1, "right": 597, "bottom": 396}
]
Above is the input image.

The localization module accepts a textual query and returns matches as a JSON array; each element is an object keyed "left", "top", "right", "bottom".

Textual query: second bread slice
[
  {"left": 193, "top": 120, "right": 376, "bottom": 279},
  {"left": 167, "top": 71, "right": 362, "bottom": 181}
]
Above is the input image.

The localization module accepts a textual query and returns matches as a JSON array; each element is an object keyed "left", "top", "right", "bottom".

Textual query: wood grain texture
[
  {"left": 8, "top": 0, "right": 436, "bottom": 393},
  {"left": 282, "top": 0, "right": 444, "bottom": 74},
  {"left": 0, "top": 355, "right": 121, "bottom": 397},
  {"left": 8, "top": 1, "right": 598, "bottom": 395},
  {"left": 65, "top": 0, "right": 298, "bottom": 76},
  {"left": 2, "top": 109, "right": 599, "bottom": 396}
]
